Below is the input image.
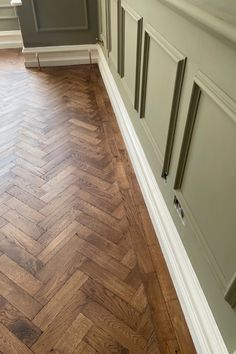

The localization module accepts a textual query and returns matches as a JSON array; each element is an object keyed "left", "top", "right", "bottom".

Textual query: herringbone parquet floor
[{"left": 0, "top": 49, "right": 196, "bottom": 354}]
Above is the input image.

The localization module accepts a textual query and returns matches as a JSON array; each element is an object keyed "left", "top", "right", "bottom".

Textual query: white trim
[
  {"left": 121, "top": 0, "right": 142, "bottom": 22},
  {"left": 10, "top": 0, "right": 22, "bottom": 6},
  {"left": 0, "top": 30, "right": 22, "bottom": 49},
  {"left": 22, "top": 44, "right": 98, "bottom": 68},
  {"left": 97, "top": 45, "right": 229, "bottom": 354}
]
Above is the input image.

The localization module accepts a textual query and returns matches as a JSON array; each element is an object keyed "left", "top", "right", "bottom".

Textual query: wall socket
[{"left": 174, "top": 196, "right": 185, "bottom": 224}]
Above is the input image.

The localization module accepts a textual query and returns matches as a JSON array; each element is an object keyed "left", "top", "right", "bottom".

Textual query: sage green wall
[
  {"left": 17, "top": 0, "right": 98, "bottom": 47},
  {"left": 99, "top": 0, "right": 236, "bottom": 352},
  {"left": 0, "top": 0, "right": 19, "bottom": 31}
]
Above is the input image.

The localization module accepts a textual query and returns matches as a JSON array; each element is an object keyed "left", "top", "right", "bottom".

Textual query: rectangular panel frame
[
  {"left": 140, "top": 24, "right": 186, "bottom": 174},
  {"left": 31, "top": 0, "right": 88, "bottom": 32},
  {"left": 120, "top": 1, "right": 143, "bottom": 106},
  {"left": 174, "top": 71, "right": 236, "bottom": 294}
]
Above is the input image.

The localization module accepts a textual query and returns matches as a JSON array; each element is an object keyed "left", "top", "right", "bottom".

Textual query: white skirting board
[
  {"left": 96, "top": 45, "right": 229, "bottom": 354},
  {"left": 0, "top": 30, "right": 23, "bottom": 49},
  {"left": 22, "top": 45, "right": 98, "bottom": 68}
]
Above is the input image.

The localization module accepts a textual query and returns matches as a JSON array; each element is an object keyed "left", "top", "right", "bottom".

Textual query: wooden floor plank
[
  {"left": 81, "top": 278, "right": 141, "bottom": 330},
  {"left": 0, "top": 255, "right": 42, "bottom": 296},
  {"left": 80, "top": 260, "right": 135, "bottom": 302},
  {"left": 1, "top": 223, "right": 43, "bottom": 256},
  {"left": 0, "top": 323, "right": 33, "bottom": 354},
  {"left": 82, "top": 302, "right": 147, "bottom": 353},
  {"left": 33, "top": 270, "right": 88, "bottom": 330},
  {"left": 31, "top": 291, "right": 89, "bottom": 353},
  {"left": 0, "top": 236, "right": 43, "bottom": 276},
  {"left": 0, "top": 272, "right": 42, "bottom": 320},
  {"left": 84, "top": 326, "right": 125, "bottom": 354},
  {"left": 0, "top": 296, "right": 41, "bottom": 347},
  {"left": 53, "top": 313, "right": 92, "bottom": 353}
]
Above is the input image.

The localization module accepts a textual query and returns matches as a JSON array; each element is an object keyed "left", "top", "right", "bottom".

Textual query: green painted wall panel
[{"left": 17, "top": 0, "right": 98, "bottom": 47}]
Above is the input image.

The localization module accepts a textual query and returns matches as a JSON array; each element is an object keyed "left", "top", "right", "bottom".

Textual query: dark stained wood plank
[
  {"left": 35, "top": 252, "right": 85, "bottom": 306},
  {"left": 84, "top": 326, "right": 125, "bottom": 354},
  {"left": 80, "top": 260, "right": 135, "bottom": 302},
  {"left": 0, "top": 273, "right": 42, "bottom": 320},
  {"left": 0, "top": 296, "right": 41, "bottom": 346},
  {"left": 7, "top": 186, "right": 46, "bottom": 211},
  {"left": 31, "top": 291, "right": 89, "bottom": 353},
  {"left": 53, "top": 313, "right": 92, "bottom": 353},
  {"left": 82, "top": 302, "right": 147, "bottom": 353},
  {"left": 0, "top": 236, "right": 43, "bottom": 276},
  {"left": 0, "top": 323, "right": 33, "bottom": 354},
  {"left": 72, "top": 340, "right": 97, "bottom": 354},
  {"left": 33, "top": 270, "right": 88, "bottom": 331},
  {"left": 81, "top": 278, "right": 141, "bottom": 330},
  {"left": 0, "top": 255, "right": 42, "bottom": 296}
]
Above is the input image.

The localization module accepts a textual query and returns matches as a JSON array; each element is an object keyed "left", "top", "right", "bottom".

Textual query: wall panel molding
[
  {"left": 174, "top": 82, "right": 201, "bottom": 189},
  {"left": 162, "top": 57, "right": 186, "bottom": 179},
  {"left": 174, "top": 71, "right": 236, "bottom": 291},
  {"left": 31, "top": 0, "right": 88, "bottom": 33},
  {"left": 140, "top": 31, "right": 150, "bottom": 119},
  {"left": 134, "top": 17, "right": 143, "bottom": 111},
  {"left": 140, "top": 24, "right": 186, "bottom": 174},
  {"left": 105, "top": 0, "right": 111, "bottom": 53},
  {"left": 225, "top": 274, "right": 236, "bottom": 308},
  {"left": 119, "top": 1, "right": 143, "bottom": 106},
  {"left": 175, "top": 71, "right": 236, "bottom": 189},
  {"left": 117, "top": 0, "right": 121, "bottom": 74},
  {"left": 120, "top": 5, "right": 125, "bottom": 77}
]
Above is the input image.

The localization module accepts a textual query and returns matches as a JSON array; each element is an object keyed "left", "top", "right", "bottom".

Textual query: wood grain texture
[{"left": 0, "top": 50, "right": 196, "bottom": 354}]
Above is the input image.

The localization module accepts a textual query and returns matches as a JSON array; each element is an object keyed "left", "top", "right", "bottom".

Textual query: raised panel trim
[
  {"left": 117, "top": 0, "right": 121, "bottom": 74},
  {"left": 31, "top": 0, "right": 88, "bottom": 32},
  {"left": 105, "top": 0, "right": 112, "bottom": 53},
  {"left": 120, "top": 1, "right": 143, "bottom": 107},
  {"left": 174, "top": 72, "right": 236, "bottom": 290},
  {"left": 146, "top": 24, "right": 186, "bottom": 62},
  {"left": 195, "top": 72, "right": 236, "bottom": 124},
  {"left": 162, "top": 57, "right": 186, "bottom": 179},
  {"left": 108, "top": 0, "right": 119, "bottom": 68},
  {"left": 140, "top": 25, "right": 186, "bottom": 172},
  {"left": 175, "top": 72, "right": 236, "bottom": 190},
  {"left": 120, "top": 5, "right": 125, "bottom": 78},
  {"left": 174, "top": 82, "right": 201, "bottom": 189},
  {"left": 134, "top": 18, "right": 143, "bottom": 111},
  {"left": 225, "top": 273, "right": 236, "bottom": 308},
  {"left": 121, "top": 0, "right": 141, "bottom": 22},
  {"left": 140, "top": 31, "right": 150, "bottom": 119}
]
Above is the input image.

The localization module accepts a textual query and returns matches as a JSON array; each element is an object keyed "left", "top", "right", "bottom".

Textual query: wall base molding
[
  {"left": 96, "top": 46, "right": 229, "bottom": 354},
  {"left": 22, "top": 44, "right": 98, "bottom": 68},
  {"left": 0, "top": 30, "right": 23, "bottom": 49}
]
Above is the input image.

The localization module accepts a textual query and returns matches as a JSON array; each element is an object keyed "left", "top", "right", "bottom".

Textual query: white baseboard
[
  {"left": 97, "top": 45, "right": 229, "bottom": 354},
  {"left": 0, "top": 30, "right": 23, "bottom": 49},
  {"left": 22, "top": 44, "right": 98, "bottom": 68}
]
